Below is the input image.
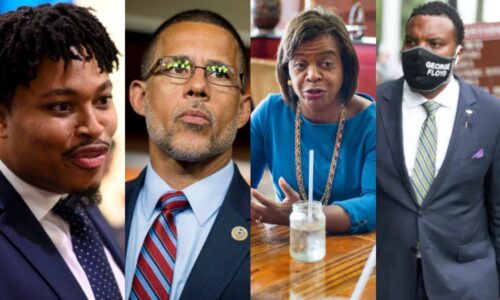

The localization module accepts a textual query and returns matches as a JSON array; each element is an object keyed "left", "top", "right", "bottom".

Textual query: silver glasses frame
[{"left": 144, "top": 56, "right": 243, "bottom": 90}]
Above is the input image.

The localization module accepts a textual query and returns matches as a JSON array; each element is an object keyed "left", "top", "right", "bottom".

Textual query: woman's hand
[{"left": 251, "top": 177, "right": 300, "bottom": 225}]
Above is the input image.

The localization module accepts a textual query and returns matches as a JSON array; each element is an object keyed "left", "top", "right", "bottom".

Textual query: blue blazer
[
  {"left": 125, "top": 164, "right": 250, "bottom": 300},
  {"left": 377, "top": 77, "right": 500, "bottom": 300},
  {"left": 0, "top": 171, "right": 124, "bottom": 299}
]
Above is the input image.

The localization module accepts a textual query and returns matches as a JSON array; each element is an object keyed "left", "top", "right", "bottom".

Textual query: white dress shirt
[
  {"left": 0, "top": 160, "right": 125, "bottom": 300},
  {"left": 402, "top": 78, "right": 460, "bottom": 177},
  {"left": 125, "top": 161, "right": 234, "bottom": 300}
]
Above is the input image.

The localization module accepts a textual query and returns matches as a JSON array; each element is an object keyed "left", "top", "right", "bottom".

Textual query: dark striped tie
[
  {"left": 411, "top": 100, "right": 440, "bottom": 206},
  {"left": 131, "top": 191, "right": 189, "bottom": 299}
]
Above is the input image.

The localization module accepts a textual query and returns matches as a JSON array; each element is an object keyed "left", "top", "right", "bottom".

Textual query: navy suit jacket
[
  {"left": 125, "top": 163, "right": 250, "bottom": 300},
  {"left": 377, "top": 77, "right": 500, "bottom": 300},
  {"left": 0, "top": 171, "right": 124, "bottom": 299}
]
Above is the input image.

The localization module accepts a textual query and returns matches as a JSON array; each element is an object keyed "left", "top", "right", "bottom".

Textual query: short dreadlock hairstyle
[
  {"left": 0, "top": 3, "right": 119, "bottom": 110},
  {"left": 141, "top": 9, "right": 249, "bottom": 93},
  {"left": 407, "top": 1, "right": 465, "bottom": 45}
]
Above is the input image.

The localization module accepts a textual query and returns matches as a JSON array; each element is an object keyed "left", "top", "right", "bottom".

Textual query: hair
[
  {"left": 408, "top": 1, "right": 465, "bottom": 45},
  {"left": 140, "top": 9, "right": 249, "bottom": 92},
  {"left": 0, "top": 3, "right": 119, "bottom": 110},
  {"left": 276, "top": 8, "right": 359, "bottom": 108}
]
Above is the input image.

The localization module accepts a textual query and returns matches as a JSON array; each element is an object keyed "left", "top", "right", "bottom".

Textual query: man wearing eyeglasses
[{"left": 125, "top": 9, "right": 251, "bottom": 300}]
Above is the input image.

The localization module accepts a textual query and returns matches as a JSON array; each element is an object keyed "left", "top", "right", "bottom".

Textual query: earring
[{"left": 287, "top": 80, "right": 292, "bottom": 86}]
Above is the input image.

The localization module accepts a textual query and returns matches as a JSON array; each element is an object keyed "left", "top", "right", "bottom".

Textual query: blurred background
[
  {"left": 125, "top": 0, "right": 251, "bottom": 184},
  {"left": 0, "top": 0, "right": 126, "bottom": 248},
  {"left": 377, "top": 0, "right": 500, "bottom": 98}
]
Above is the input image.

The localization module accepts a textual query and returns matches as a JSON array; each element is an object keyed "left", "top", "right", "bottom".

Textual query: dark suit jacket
[
  {"left": 377, "top": 77, "right": 500, "bottom": 300},
  {"left": 125, "top": 163, "right": 250, "bottom": 300},
  {"left": 0, "top": 171, "right": 125, "bottom": 299}
]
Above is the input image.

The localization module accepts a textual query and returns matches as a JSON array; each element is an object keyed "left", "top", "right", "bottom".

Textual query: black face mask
[{"left": 401, "top": 46, "right": 458, "bottom": 93}]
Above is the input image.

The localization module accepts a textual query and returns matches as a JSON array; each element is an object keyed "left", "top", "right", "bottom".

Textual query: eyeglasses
[{"left": 144, "top": 56, "right": 242, "bottom": 90}]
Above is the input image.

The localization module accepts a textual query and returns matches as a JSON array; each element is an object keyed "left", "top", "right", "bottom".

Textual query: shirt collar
[
  {"left": 403, "top": 76, "right": 460, "bottom": 109},
  {"left": 142, "top": 160, "right": 234, "bottom": 226},
  {"left": 0, "top": 160, "right": 65, "bottom": 221}
]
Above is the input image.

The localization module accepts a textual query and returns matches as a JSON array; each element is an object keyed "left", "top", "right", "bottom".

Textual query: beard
[
  {"left": 144, "top": 99, "right": 239, "bottom": 163},
  {"left": 61, "top": 186, "right": 102, "bottom": 208}
]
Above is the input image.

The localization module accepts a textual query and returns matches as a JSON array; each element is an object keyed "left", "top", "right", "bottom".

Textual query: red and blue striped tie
[{"left": 131, "top": 191, "right": 189, "bottom": 299}]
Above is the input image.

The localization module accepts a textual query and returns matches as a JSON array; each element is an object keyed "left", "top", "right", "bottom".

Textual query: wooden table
[{"left": 251, "top": 223, "right": 376, "bottom": 299}]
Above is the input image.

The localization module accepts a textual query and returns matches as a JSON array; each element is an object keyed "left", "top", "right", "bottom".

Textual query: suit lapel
[
  {"left": 180, "top": 165, "right": 250, "bottom": 299},
  {"left": 379, "top": 78, "right": 417, "bottom": 203},
  {"left": 0, "top": 171, "right": 86, "bottom": 300},
  {"left": 125, "top": 168, "right": 146, "bottom": 248},
  {"left": 423, "top": 78, "right": 477, "bottom": 207}
]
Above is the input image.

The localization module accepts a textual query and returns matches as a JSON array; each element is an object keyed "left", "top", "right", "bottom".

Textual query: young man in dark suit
[
  {"left": 126, "top": 10, "right": 251, "bottom": 300},
  {"left": 377, "top": 2, "right": 500, "bottom": 299},
  {"left": 0, "top": 4, "right": 124, "bottom": 299}
]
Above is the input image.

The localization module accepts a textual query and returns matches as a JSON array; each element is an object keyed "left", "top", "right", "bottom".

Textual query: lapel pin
[
  {"left": 231, "top": 226, "right": 248, "bottom": 241},
  {"left": 465, "top": 109, "right": 474, "bottom": 128}
]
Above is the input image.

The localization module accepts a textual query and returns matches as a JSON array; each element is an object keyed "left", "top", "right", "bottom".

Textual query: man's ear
[
  {"left": 455, "top": 44, "right": 464, "bottom": 65},
  {"left": 0, "top": 105, "right": 9, "bottom": 139},
  {"left": 129, "top": 80, "right": 147, "bottom": 116},
  {"left": 237, "top": 93, "right": 251, "bottom": 129}
]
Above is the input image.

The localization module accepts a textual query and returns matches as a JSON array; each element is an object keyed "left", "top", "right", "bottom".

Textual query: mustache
[
  {"left": 62, "top": 139, "right": 111, "bottom": 157},
  {"left": 173, "top": 101, "right": 215, "bottom": 124}
]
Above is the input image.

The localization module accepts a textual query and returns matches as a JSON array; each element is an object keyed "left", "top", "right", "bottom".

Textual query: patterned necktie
[
  {"left": 411, "top": 100, "right": 440, "bottom": 206},
  {"left": 52, "top": 196, "right": 122, "bottom": 300},
  {"left": 131, "top": 191, "right": 189, "bottom": 300}
]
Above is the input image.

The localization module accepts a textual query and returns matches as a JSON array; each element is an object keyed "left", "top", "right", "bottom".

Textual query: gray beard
[{"left": 145, "top": 100, "right": 239, "bottom": 163}]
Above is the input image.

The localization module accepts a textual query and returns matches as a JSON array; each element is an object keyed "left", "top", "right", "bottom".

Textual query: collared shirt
[
  {"left": 125, "top": 160, "right": 234, "bottom": 299},
  {"left": 402, "top": 77, "right": 460, "bottom": 177},
  {"left": 0, "top": 160, "right": 125, "bottom": 300}
]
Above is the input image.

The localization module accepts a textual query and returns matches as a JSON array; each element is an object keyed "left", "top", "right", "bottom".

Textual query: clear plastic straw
[
  {"left": 304, "top": 0, "right": 312, "bottom": 10},
  {"left": 350, "top": 244, "right": 377, "bottom": 300},
  {"left": 308, "top": 150, "right": 314, "bottom": 221}
]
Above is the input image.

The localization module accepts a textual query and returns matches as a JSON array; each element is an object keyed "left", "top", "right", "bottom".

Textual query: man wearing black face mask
[{"left": 377, "top": 2, "right": 500, "bottom": 300}]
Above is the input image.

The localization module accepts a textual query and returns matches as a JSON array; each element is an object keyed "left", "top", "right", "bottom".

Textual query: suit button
[
  {"left": 418, "top": 210, "right": 423, "bottom": 217},
  {"left": 411, "top": 241, "right": 422, "bottom": 257}
]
